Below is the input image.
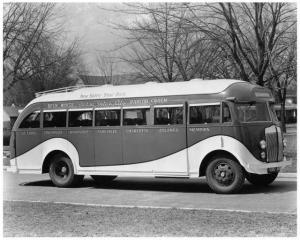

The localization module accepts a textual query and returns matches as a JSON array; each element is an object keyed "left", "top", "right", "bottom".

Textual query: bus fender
[
  {"left": 188, "top": 135, "right": 258, "bottom": 176},
  {"left": 41, "top": 138, "right": 80, "bottom": 174}
]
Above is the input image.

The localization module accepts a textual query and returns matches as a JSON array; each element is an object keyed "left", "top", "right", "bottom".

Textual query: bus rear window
[
  {"left": 19, "top": 111, "right": 40, "bottom": 128},
  {"left": 235, "top": 102, "right": 270, "bottom": 122}
]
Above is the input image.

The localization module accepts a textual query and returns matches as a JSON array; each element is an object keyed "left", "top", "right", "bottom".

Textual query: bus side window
[
  {"left": 95, "top": 109, "right": 121, "bottom": 126},
  {"left": 19, "top": 111, "right": 40, "bottom": 128},
  {"left": 154, "top": 107, "right": 183, "bottom": 125},
  {"left": 189, "top": 105, "right": 220, "bottom": 124},
  {"left": 222, "top": 103, "right": 232, "bottom": 123},
  {"left": 69, "top": 110, "right": 93, "bottom": 127},
  {"left": 43, "top": 111, "right": 67, "bottom": 128},
  {"left": 123, "top": 108, "right": 150, "bottom": 126}
]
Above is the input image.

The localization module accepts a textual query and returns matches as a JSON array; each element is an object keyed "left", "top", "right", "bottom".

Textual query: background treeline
[{"left": 3, "top": 3, "right": 296, "bottom": 132}]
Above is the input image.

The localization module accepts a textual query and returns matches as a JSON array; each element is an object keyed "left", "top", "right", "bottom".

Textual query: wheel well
[
  {"left": 42, "top": 150, "right": 69, "bottom": 174},
  {"left": 199, "top": 150, "right": 240, "bottom": 177}
]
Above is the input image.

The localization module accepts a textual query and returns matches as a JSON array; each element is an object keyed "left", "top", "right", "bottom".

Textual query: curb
[{"left": 278, "top": 173, "right": 297, "bottom": 178}]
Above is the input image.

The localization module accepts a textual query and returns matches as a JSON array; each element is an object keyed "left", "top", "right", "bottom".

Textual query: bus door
[
  {"left": 15, "top": 109, "right": 42, "bottom": 170},
  {"left": 187, "top": 102, "right": 222, "bottom": 166},
  {"left": 67, "top": 109, "right": 94, "bottom": 167},
  {"left": 121, "top": 104, "right": 188, "bottom": 175},
  {"left": 94, "top": 107, "right": 123, "bottom": 166},
  {"left": 152, "top": 103, "right": 188, "bottom": 176}
]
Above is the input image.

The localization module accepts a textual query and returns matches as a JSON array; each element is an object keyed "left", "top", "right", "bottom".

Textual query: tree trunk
[
  {"left": 280, "top": 101, "right": 286, "bottom": 133},
  {"left": 277, "top": 87, "right": 287, "bottom": 133}
]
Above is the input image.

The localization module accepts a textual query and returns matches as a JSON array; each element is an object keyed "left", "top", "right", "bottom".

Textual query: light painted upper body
[{"left": 28, "top": 79, "right": 244, "bottom": 107}]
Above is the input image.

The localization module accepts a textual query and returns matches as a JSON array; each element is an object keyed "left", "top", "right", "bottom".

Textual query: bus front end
[{"left": 226, "top": 85, "right": 292, "bottom": 176}]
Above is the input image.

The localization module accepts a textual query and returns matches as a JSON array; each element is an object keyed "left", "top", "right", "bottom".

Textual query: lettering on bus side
[
  {"left": 44, "top": 130, "right": 63, "bottom": 135},
  {"left": 69, "top": 130, "right": 89, "bottom": 134},
  {"left": 97, "top": 129, "right": 118, "bottom": 134},
  {"left": 125, "top": 129, "right": 149, "bottom": 134},
  {"left": 44, "top": 97, "right": 169, "bottom": 109},
  {"left": 20, "top": 131, "right": 38, "bottom": 136},
  {"left": 158, "top": 128, "right": 179, "bottom": 133},
  {"left": 189, "top": 127, "right": 210, "bottom": 132}
]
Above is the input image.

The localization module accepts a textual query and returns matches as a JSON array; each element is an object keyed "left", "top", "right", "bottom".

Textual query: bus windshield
[{"left": 235, "top": 102, "right": 270, "bottom": 122}]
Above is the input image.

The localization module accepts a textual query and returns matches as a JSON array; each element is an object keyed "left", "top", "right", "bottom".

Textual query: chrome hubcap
[
  {"left": 54, "top": 161, "right": 69, "bottom": 179},
  {"left": 213, "top": 162, "right": 235, "bottom": 186}
]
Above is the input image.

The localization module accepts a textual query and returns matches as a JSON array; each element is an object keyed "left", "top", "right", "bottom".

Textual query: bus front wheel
[
  {"left": 245, "top": 172, "right": 278, "bottom": 186},
  {"left": 49, "top": 155, "right": 83, "bottom": 187},
  {"left": 205, "top": 157, "right": 245, "bottom": 194}
]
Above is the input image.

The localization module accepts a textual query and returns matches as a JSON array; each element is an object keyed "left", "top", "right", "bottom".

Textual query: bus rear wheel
[
  {"left": 49, "top": 155, "right": 83, "bottom": 187},
  {"left": 205, "top": 157, "right": 245, "bottom": 194},
  {"left": 245, "top": 172, "right": 278, "bottom": 186},
  {"left": 91, "top": 175, "right": 116, "bottom": 185}
]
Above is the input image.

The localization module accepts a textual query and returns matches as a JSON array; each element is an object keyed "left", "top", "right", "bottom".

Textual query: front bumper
[{"left": 246, "top": 157, "right": 292, "bottom": 174}]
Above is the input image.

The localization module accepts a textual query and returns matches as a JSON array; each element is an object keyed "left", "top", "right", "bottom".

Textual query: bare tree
[
  {"left": 116, "top": 3, "right": 182, "bottom": 82},
  {"left": 110, "top": 3, "right": 240, "bottom": 82},
  {"left": 267, "top": 31, "right": 296, "bottom": 132},
  {"left": 184, "top": 3, "right": 296, "bottom": 86},
  {"left": 3, "top": 3, "right": 59, "bottom": 92},
  {"left": 95, "top": 52, "right": 115, "bottom": 84},
  {"left": 3, "top": 3, "right": 84, "bottom": 106},
  {"left": 4, "top": 37, "right": 83, "bottom": 106}
]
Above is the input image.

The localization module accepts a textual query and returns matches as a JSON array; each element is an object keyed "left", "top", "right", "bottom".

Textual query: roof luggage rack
[{"left": 35, "top": 85, "right": 100, "bottom": 97}]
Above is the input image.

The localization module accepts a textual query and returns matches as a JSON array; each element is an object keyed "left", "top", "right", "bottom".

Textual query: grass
[{"left": 3, "top": 201, "right": 296, "bottom": 237}]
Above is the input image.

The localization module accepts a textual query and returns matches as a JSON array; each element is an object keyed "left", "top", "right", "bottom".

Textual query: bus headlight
[
  {"left": 260, "top": 151, "right": 266, "bottom": 159},
  {"left": 259, "top": 140, "right": 266, "bottom": 149}
]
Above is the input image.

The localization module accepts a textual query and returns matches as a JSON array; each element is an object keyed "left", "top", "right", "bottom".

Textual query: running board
[{"left": 155, "top": 176, "right": 190, "bottom": 179}]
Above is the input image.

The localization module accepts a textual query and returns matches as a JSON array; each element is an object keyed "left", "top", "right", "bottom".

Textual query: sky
[{"left": 58, "top": 3, "right": 137, "bottom": 75}]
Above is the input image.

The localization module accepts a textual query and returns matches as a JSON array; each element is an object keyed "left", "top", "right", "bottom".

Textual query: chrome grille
[{"left": 265, "top": 125, "right": 278, "bottom": 163}]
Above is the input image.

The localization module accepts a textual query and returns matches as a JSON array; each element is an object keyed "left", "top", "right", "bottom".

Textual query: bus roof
[{"left": 28, "top": 79, "right": 245, "bottom": 106}]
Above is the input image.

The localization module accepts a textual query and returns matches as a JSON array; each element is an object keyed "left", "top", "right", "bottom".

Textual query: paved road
[{"left": 3, "top": 171, "right": 297, "bottom": 214}]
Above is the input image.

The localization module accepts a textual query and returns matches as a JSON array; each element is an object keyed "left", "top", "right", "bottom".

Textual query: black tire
[
  {"left": 91, "top": 175, "right": 116, "bottom": 185},
  {"left": 206, "top": 157, "right": 245, "bottom": 194},
  {"left": 246, "top": 172, "right": 278, "bottom": 186},
  {"left": 49, "top": 154, "right": 83, "bottom": 187}
]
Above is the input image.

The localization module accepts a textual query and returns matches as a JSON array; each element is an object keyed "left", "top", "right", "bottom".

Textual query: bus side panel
[
  {"left": 152, "top": 125, "right": 188, "bottom": 174},
  {"left": 187, "top": 125, "right": 222, "bottom": 147},
  {"left": 122, "top": 125, "right": 188, "bottom": 173},
  {"left": 122, "top": 127, "right": 155, "bottom": 165},
  {"left": 15, "top": 129, "right": 42, "bottom": 157},
  {"left": 94, "top": 128, "right": 123, "bottom": 166},
  {"left": 42, "top": 129, "right": 68, "bottom": 154},
  {"left": 67, "top": 129, "right": 94, "bottom": 167},
  {"left": 15, "top": 129, "right": 42, "bottom": 170}
]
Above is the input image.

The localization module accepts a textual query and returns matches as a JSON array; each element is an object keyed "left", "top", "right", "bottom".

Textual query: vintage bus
[{"left": 7, "top": 79, "right": 291, "bottom": 194}]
